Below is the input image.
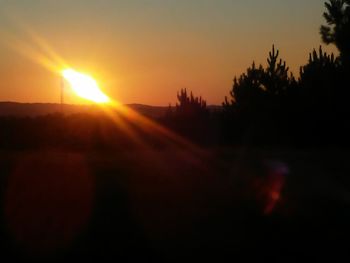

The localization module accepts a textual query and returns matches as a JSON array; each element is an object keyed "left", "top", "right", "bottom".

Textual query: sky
[{"left": 0, "top": 0, "right": 337, "bottom": 105}]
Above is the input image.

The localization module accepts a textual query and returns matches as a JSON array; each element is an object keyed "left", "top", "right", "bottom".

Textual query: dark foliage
[
  {"left": 218, "top": 44, "right": 350, "bottom": 146},
  {"left": 299, "top": 47, "right": 340, "bottom": 113},
  {"left": 221, "top": 46, "right": 297, "bottom": 145},
  {"left": 223, "top": 45, "right": 296, "bottom": 114},
  {"left": 175, "top": 88, "right": 208, "bottom": 119},
  {"left": 320, "top": 0, "right": 350, "bottom": 63},
  {"left": 162, "top": 89, "right": 216, "bottom": 145}
]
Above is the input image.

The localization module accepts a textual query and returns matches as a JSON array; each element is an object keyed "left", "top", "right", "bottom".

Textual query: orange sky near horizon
[{"left": 0, "top": 0, "right": 337, "bottom": 106}]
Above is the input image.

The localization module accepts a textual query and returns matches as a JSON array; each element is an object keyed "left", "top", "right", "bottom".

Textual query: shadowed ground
[{"left": 0, "top": 148, "right": 349, "bottom": 262}]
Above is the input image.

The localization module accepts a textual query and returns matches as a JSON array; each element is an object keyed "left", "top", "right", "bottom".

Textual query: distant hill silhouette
[
  {"left": 0, "top": 102, "right": 221, "bottom": 119},
  {"left": 0, "top": 102, "right": 92, "bottom": 117}
]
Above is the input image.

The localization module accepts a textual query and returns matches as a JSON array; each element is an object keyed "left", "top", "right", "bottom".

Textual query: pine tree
[
  {"left": 223, "top": 62, "right": 265, "bottom": 114},
  {"left": 320, "top": 0, "right": 350, "bottom": 62},
  {"left": 299, "top": 46, "right": 339, "bottom": 107},
  {"left": 223, "top": 45, "right": 295, "bottom": 115},
  {"left": 264, "top": 45, "right": 295, "bottom": 97},
  {"left": 175, "top": 88, "right": 208, "bottom": 118}
]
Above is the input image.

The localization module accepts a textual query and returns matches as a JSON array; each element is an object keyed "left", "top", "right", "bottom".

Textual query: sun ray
[
  {"left": 62, "top": 69, "right": 110, "bottom": 104},
  {"left": 98, "top": 103, "right": 149, "bottom": 147},
  {"left": 0, "top": 18, "right": 207, "bottom": 160},
  {"left": 0, "top": 14, "right": 69, "bottom": 73}
]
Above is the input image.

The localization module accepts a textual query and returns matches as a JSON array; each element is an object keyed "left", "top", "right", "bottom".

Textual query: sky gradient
[{"left": 0, "top": 0, "right": 337, "bottom": 105}]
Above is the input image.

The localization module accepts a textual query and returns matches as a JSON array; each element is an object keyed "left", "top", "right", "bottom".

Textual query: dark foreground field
[{"left": 0, "top": 147, "right": 349, "bottom": 262}]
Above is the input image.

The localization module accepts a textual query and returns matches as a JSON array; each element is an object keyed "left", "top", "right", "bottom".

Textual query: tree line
[{"left": 165, "top": 0, "right": 350, "bottom": 147}]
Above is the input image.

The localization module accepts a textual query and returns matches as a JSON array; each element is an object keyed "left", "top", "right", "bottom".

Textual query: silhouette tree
[
  {"left": 296, "top": 46, "right": 341, "bottom": 143},
  {"left": 162, "top": 88, "right": 212, "bottom": 144},
  {"left": 223, "top": 62, "right": 265, "bottom": 115},
  {"left": 264, "top": 46, "right": 296, "bottom": 96},
  {"left": 175, "top": 88, "right": 208, "bottom": 119},
  {"left": 223, "top": 45, "right": 296, "bottom": 145},
  {"left": 320, "top": 0, "right": 350, "bottom": 62},
  {"left": 224, "top": 45, "right": 295, "bottom": 116},
  {"left": 318, "top": 1, "right": 350, "bottom": 144},
  {"left": 299, "top": 46, "right": 339, "bottom": 100}
]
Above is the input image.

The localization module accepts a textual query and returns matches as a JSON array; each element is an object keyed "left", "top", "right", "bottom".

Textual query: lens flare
[{"left": 62, "top": 69, "right": 110, "bottom": 103}]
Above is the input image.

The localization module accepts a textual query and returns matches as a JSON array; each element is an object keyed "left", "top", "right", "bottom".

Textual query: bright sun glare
[{"left": 62, "top": 69, "right": 110, "bottom": 103}]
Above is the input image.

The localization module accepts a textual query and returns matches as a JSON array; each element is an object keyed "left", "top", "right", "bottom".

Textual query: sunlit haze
[
  {"left": 0, "top": 0, "right": 337, "bottom": 105},
  {"left": 62, "top": 69, "right": 110, "bottom": 104}
]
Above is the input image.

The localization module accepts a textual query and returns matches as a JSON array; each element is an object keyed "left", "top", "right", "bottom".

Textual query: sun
[{"left": 62, "top": 69, "right": 110, "bottom": 103}]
